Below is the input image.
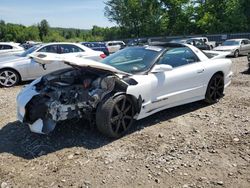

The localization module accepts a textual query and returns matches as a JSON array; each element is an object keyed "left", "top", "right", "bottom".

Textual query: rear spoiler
[{"left": 203, "top": 50, "right": 231, "bottom": 59}]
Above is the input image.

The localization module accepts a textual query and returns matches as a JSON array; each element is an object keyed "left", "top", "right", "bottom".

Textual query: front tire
[
  {"left": 234, "top": 50, "right": 239, "bottom": 58},
  {"left": 96, "top": 94, "right": 135, "bottom": 138},
  {"left": 0, "top": 69, "right": 20, "bottom": 87},
  {"left": 205, "top": 74, "right": 224, "bottom": 104}
]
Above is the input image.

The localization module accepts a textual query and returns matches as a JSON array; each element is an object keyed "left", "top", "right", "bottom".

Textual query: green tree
[
  {"left": 38, "top": 19, "right": 50, "bottom": 40},
  {"left": 105, "top": 0, "right": 167, "bottom": 38}
]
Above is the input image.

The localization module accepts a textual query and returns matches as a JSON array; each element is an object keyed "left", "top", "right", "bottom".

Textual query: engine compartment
[{"left": 23, "top": 68, "right": 127, "bottom": 133}]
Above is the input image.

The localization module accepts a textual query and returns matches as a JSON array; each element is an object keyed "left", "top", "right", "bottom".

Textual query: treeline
[
  {"left": 0, "top": 20, "right": 123, "bottom": 43},
  {"left": 105, "top": 0, "right": 250, "bottom": 37},
  {"left": 1, "top": 0, "right": 250, "bottom": 43}
]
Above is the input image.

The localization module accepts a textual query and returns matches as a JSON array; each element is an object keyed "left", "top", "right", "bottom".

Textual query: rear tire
[
  {"left": 96, "top": 94, "right": 135, "bottom": 138},
  {"left": 205, "top": 74, "right": 224, "bottom": 104}
]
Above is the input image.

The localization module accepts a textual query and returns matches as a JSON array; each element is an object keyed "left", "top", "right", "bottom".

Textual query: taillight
[{"left": 100, "top": 54, "right": 106, "bottom": 59}]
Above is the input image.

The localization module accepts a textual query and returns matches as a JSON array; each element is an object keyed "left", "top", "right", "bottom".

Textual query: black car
[{"left": 82, "top": 42, "right": 110, "bottom": 56}]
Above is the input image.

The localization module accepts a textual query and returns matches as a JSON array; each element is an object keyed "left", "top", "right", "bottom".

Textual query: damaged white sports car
[{"left": 17, "top": 43, "right": 233, "bottom": 138}]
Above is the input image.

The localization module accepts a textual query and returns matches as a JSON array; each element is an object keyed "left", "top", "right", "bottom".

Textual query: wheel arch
[
  {"left": 112, "top": 92, "right": 142, "bottom": 114},
  {"left": 205, "top": 71, "right": 225, "bottom": 91},
  {"left": 214, "top": 71, "right": 224, "bottom": 78},
  {"left": 0, "top": 67, "right": 22, "bottom": 81}
]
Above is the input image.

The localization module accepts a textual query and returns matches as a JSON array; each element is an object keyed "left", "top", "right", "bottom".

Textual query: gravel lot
[{"left": 0, "top": 57, "right": 249, "bottom": 188}]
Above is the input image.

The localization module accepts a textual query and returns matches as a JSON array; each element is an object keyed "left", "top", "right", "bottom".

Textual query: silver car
[
  {"left": 0, "top": 43, "right": 104, "bottom": 87},
  {"left": 213, "top": 38, "right": 250, "bottom": 58}
]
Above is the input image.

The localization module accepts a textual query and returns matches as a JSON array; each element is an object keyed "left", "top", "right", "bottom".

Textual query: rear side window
[
  {"left": 38, "top": 45, "right": 58, "bottom": 53},
  {"left": 58, "top": 44, "right": 84, "bottom": 54},
  {"left": 158, "top": 47, "right": 199, "bottom": 68},
  {"left": 2, "top": 45, "right": 13, "bottom": 49}
]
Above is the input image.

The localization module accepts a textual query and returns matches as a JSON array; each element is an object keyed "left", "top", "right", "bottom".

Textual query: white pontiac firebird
[{"left": 17, "top": 43, "right": 233, "bottom": 138}]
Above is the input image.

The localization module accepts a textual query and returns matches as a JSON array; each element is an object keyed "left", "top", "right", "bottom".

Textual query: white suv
[{"left": 106, "top": 41, "right": 125, "bottom": 54}]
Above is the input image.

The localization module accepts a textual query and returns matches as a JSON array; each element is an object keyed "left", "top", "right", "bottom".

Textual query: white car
[
  {"left": 191, "top": 37, "right": 216, "bottom": 49},
  {"left": 0, "top": 42, "right": 24, "bottom": 56},
  {"left": 0, "top": 42, "right": 105, "bottom": 87},
  {"left": 17, "top": 43, "right": 233, "bottom": 138},
  {"left": 106, "top": 41, "right": 125, "bottom": 54},
  {"left": 213, "top": 38, "right": 250, "bottom": 58}
]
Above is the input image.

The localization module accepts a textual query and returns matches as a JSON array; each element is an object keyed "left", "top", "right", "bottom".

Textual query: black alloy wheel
[
  {"left": 205, "top": 74, "right": 224, "bottom": 104},
  {"left": 96, "top": 94, "right": 135, "bottom": 138}
]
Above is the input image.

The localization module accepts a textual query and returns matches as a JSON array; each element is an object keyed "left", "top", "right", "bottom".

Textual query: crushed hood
[{"left": 29, "top": 52, "right": 131, "bottom": 76}]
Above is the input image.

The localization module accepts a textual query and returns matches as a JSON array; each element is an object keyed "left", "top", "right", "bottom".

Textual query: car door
[
  {"left": 148, "top": 47, "right": 206, "bottom": 111},
  {"left": 244, "top": 40, "right": 250, "bottom": 54},
  {"left": 240, "top": 40, "right": 250, "bottom": 55}
]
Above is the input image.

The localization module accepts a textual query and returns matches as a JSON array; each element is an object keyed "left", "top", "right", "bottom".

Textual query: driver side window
[
  {"left": 38, "top": 45, "right": 58, "bottom": 53},
  {"left": 158, "top": 47, "right": 199, "bottom": 68}
]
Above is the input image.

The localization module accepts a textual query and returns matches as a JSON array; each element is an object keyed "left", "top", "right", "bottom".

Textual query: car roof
[
  {"left": 226, "top": 38, "right": 249, "bottom": 41},
  {"left": 106, "top": 41, "right": 124, "bottom": 43},
  {"left": 150, "top": 42, "right": 187, "bottom": 48},
  {"left": 0, "top": 42, "right": 20, "bottom": 46}
]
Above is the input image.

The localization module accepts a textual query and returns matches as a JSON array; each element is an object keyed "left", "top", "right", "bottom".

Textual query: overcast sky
[{"left": 0, "top": 0, "right": 115, "bottom": 29}]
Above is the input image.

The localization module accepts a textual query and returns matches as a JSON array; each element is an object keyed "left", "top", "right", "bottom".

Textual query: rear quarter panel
[{"left": 201, "top": 58, "right": 233, "bottom": 93}]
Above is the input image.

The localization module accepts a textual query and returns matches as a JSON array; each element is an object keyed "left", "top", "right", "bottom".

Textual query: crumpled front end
[
  {"left": 16, "top": 68, "right": 128, "bottom": 134},
  {"left": 17, "top": 78, "right": 44, "bottom": 133}
]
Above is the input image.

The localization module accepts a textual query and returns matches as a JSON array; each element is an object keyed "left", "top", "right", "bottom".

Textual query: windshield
[
  {"left": 102, "top": 47, "right": 163, "bottom": 74},
  {"left": 222, "top": 40, "right": 240, "bottom": 46},
  {"left": 19, "top": 45, "right": 42, "bottom": 57}
]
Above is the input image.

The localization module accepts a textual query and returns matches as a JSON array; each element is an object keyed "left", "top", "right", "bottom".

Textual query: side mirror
[{"left": 151, "top": 64, "right": 173, "bottom": 73}]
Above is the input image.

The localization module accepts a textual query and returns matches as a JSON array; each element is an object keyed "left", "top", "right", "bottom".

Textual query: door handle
[{"left": 197, "top": 69, "right": 204, "bottom": 73}]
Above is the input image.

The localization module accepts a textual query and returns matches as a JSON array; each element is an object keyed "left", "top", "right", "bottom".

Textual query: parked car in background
[
  {"left": 213, "top": 38, "right": 250, "bottom": 58},
  {"left": 82, "top": 42, "right": 109, "bottom": 56},
  {"left": 17, "top": 43, "right": 232, "bottom": 137},
  {"left": 21, "top": 41, "right": 42, "bottom": 50},
  {"left": 0, "top": 42, "right": 24, "bottom": 57},
  {"left": 0, "top": 42, "right": 105, "bottom": 87},
  {"left": 170, "top": 38, "right": 211, "bottom": 50},
  {"left": 106, "top": 41, "right": 126, "bottom": 54},
  {"left": 127, "top": 38, "right": 148, "bottom": 46},
  {"left": 191, "top": 37, "right": 216, "bottom": 49}
]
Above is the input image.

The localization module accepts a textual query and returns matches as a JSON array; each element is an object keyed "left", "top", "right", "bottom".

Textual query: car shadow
[
  {"left": 241, "top": 70, "right": 250, "bottom": 75},
  {"left": 0, "top": 101, "right": 208, "bottom": 159}
]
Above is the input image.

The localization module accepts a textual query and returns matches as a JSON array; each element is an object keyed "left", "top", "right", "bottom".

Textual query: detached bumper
[{"left": 16, "top": 78, "right": 47, "bottom": 134}]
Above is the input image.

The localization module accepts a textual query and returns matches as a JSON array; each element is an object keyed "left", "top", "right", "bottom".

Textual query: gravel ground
[{"left": 0, "top": 57, "right": 249, "bottom": 188}]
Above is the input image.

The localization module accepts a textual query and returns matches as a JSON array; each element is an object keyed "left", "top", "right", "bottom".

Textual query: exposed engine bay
[{"left": 22, "top": 68, "right": 135, "bottom": 134}]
